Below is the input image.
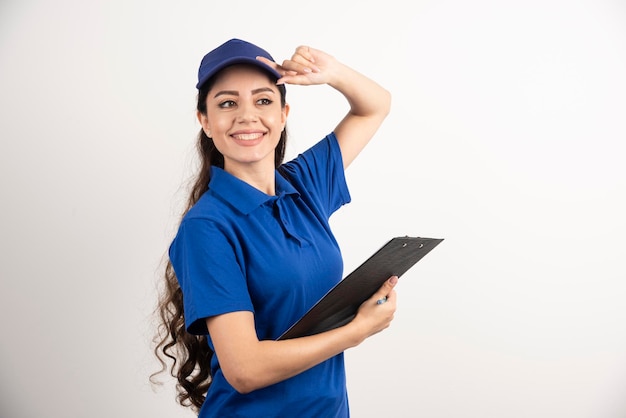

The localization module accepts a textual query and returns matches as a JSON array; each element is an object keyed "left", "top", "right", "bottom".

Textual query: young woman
[{"left": 153, "top": 38, "right": 395, "bottom": 417}]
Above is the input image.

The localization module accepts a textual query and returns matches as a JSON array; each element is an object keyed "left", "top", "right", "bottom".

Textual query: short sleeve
[
  {"left": 169, "top": 218, "right": 254, "bottom": 335},
  {"left": 280, "top": 132, "right": 351, "bottom": 217}
]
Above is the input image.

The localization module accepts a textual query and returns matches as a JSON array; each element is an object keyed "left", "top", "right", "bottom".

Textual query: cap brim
[{"left": 196, "top": 56, "right": 281, "bottom": 89}]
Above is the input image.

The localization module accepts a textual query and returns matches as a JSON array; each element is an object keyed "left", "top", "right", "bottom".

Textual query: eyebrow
[{"left": 213, "top": 87, "right": 276, "bottom": 99}]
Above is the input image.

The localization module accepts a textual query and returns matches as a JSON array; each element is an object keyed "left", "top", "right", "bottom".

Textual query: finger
[
  {"left": 373, "top": 276, "right": 398, "bottom": 304},
  {"left": 294, "top": 45, "right": 316, "bottom": 63},
  {"left": 256, "top": 56, "right": 298, "bottom": 85},
  {"left": 280, "top": 58, "right": 318, "bottom": 75},
  {"left": 384, "top": 275, "right": 399, "bottom": 291},
  {"left": 256, "top": 55, "right": 278, "bottom": 69},
  {"left": 287, "top": 47, "right": 320, "bottom": 73}
]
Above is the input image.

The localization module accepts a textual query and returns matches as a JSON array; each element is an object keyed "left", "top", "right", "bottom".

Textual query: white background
[{"left": 1, "top": 0, "right": 625, "bottom": 417}]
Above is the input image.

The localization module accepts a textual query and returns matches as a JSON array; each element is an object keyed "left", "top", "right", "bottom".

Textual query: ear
[
  {"left": 281, "top": 103, "right": 290, "bottom": 130},
  {"left": 197, "top": 111, "right": 211, "bottom": 137}
]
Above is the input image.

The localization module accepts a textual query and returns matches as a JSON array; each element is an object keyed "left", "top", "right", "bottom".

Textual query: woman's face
[{"left": 198, "top": 64, "right": 288, "bottom": 175}]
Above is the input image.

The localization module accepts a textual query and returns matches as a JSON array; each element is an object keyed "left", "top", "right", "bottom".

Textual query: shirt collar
[{"left": 209, "top": 166, "right": 300, "bottom": 215}]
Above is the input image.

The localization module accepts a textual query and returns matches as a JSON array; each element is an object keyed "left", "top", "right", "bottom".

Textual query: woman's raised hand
[{"left": 257, "top": 45, "right": 337, "bottom": 86}]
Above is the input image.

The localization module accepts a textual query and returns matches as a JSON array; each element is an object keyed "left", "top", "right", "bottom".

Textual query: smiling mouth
[{"left": 232, "top": 133, "right": 264, "bottom": 141}]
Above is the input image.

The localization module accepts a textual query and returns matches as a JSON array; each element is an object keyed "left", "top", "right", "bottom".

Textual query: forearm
[
  {"left": 331, "top": 60, "right": 391, "bottom": 167},
  {"left": 218, "top": 318, "right": 365, "bottom": 393},
  {"left": 224, "top": 278, "right": 397, "bottom": 393},
  {"left": 329, "top": 60, "right": 391, "bottom": 121},
  {"left": 254, "top": 326, "right": 361, "bottom": 389},
  {"left": 208, "top": 311, "right": 366, "bottom": 394},
  {"left": 210, "top": 278, "right": 397, "bottom": 393}
]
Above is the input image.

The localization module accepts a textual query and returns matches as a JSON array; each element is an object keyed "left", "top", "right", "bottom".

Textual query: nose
[{"left": 236, "top": 101, "right": 259, "bottom": 123}]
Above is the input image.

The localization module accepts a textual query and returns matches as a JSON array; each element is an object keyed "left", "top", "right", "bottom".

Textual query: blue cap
[{"left": 196, "top": 38, "right": 281, "bottom": 89}]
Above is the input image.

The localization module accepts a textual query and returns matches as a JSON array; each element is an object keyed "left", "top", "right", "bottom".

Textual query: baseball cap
[{"left": 196, "top": 38, "right": 281, "bottom": 89}]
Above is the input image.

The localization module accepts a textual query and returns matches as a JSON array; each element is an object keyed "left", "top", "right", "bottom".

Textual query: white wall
[{"left": 1, "top": 1, "right": 625, "bottom": 417}]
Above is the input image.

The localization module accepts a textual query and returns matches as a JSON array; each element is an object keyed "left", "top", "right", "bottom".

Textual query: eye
[
  {"left": 257, "top": 98, "right": 273, "bottom": 106},
  {"left": 218, "top": 100, "right": 236, "bottom": 109}
]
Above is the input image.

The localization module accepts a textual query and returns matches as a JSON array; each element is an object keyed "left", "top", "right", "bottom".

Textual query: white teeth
[{"left": 234, "top": 133, "right": 262, "bottom": 141}]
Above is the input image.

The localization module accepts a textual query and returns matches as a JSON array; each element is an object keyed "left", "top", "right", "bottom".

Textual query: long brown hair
[{"left": 151, "top": 69, "right": 287, "bottom": 412}]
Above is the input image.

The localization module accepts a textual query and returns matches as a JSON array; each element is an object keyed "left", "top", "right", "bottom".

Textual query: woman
[{"left": 153, "top": 38, "right": 395, "bottom": 417}]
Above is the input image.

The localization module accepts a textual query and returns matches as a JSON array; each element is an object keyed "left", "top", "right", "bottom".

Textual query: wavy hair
[{"left": 151, "top": 68, "right": 287, "bottom": 412}]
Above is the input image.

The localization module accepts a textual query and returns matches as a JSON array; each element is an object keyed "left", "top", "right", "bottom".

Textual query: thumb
[
  {"left": 374, "top": 276, "right": 398, "bottom": 303},
  {"left": 386, "top": 275, "right": 399, "bottom": 288}
]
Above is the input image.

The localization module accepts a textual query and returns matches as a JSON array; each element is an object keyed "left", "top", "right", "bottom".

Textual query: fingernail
[{"left": 390, "top": 276, "right": 398, "bottom": 285}]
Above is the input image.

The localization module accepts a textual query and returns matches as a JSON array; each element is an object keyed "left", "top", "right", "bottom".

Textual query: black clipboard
[{"left": 277, "top": 236, "right": 443, "bottom": 340}]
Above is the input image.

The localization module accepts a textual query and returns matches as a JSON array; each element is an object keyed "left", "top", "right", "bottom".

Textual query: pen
[{"left": 376, "top": 296, "right": 388, "bottom": 305}]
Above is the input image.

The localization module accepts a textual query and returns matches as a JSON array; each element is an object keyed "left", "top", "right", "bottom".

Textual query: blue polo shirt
[{"left": 169, "top": 133, "right": 352, "bottom": 417}]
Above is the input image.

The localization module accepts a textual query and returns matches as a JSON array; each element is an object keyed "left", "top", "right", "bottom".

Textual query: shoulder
[
  {"left": 171, "top": 192, "right": 233, "bottom": 254},
  {"left": 281, "top": 132, "right": 341, "bottom": 176},
  {"left": 183, "top": 187, "right": 236, "bottom": 225}
]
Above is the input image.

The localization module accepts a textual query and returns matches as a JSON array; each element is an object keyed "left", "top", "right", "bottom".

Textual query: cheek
[
  {"left": 267, "top": 110, "right": 286, "bottom": 130},
  {"left": 207, "top": 116, "right": 230, "bottom": 134}
]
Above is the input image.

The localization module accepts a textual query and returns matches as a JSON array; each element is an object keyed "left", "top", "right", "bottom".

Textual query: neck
[{"left": 225, "top": 162, "right": 276, "bottom": 196}]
